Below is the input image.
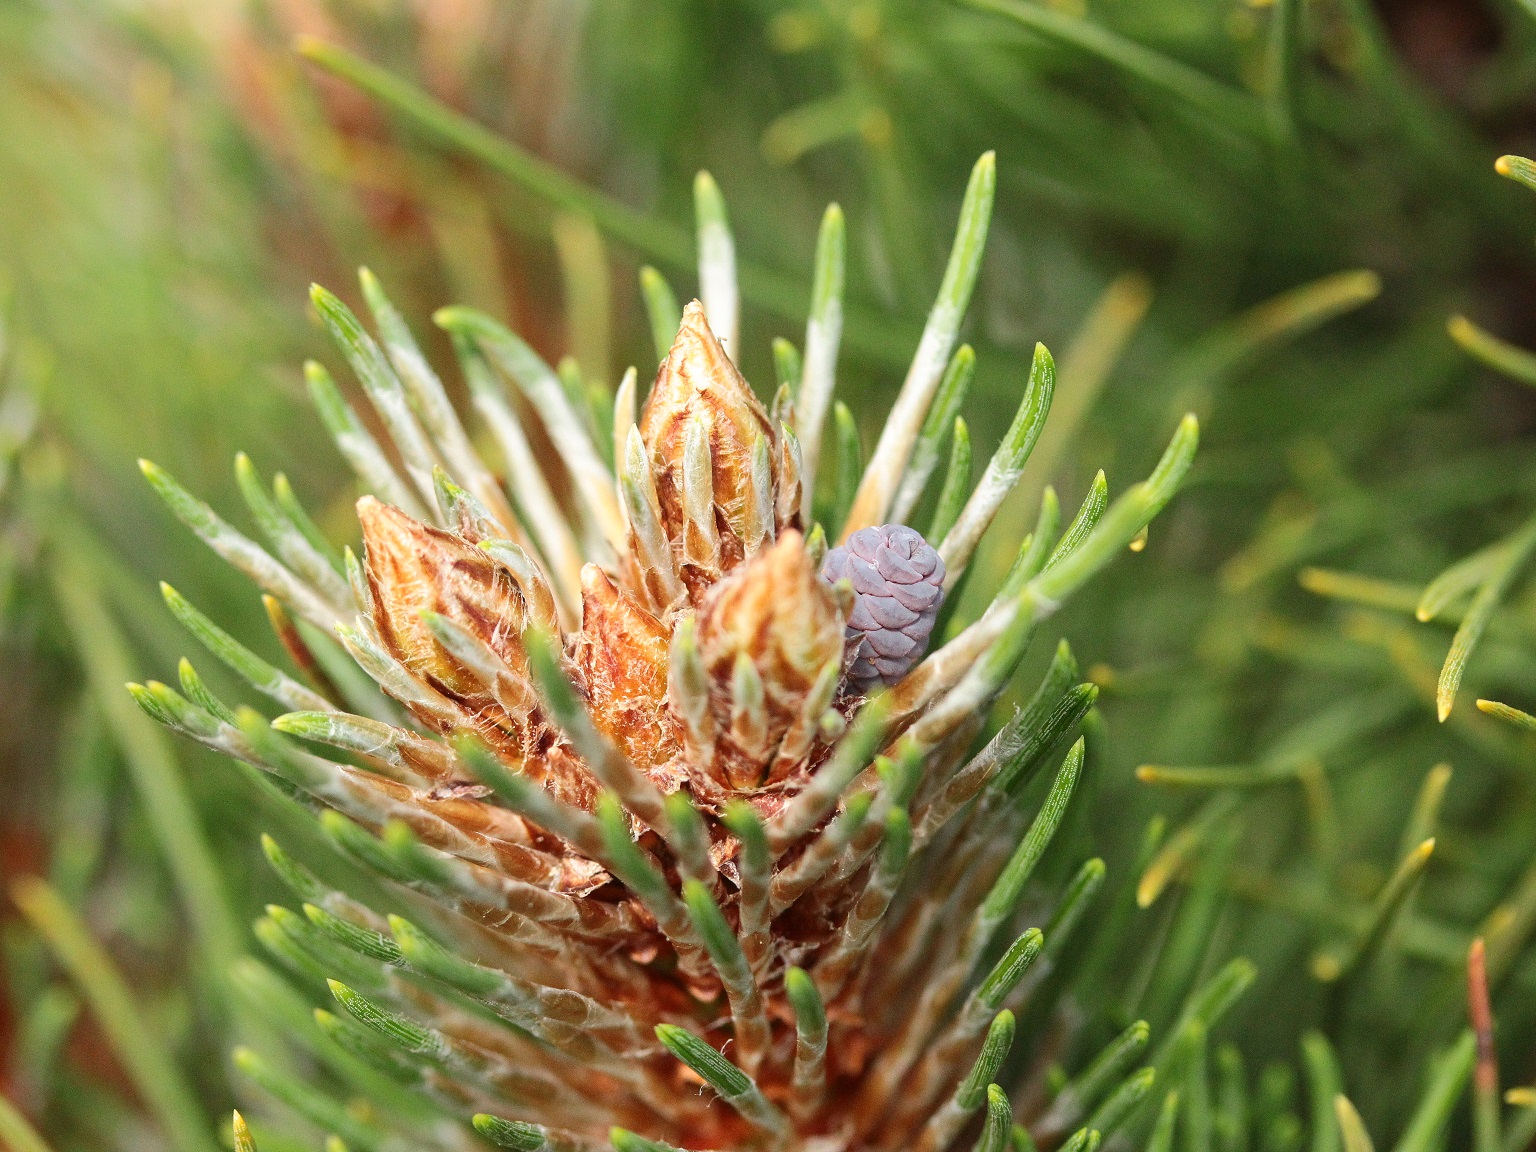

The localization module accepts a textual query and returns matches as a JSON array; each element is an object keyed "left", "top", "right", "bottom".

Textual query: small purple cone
[{"left": 821, "top": 524, "right": 946, "bottom": 692}]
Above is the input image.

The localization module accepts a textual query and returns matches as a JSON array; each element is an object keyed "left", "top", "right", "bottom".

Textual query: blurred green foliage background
[{"left": 4, "top": 0, "right": 1536, "bottom": 1148}]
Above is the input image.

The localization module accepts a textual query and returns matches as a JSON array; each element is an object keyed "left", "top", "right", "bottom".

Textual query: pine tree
[{"left": 133, "top": 154, "right": 1199, "bottom": 1151}]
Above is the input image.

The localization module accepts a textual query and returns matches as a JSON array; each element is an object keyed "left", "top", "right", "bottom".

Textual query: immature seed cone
[
  {"left": 823, "top": 525, "right": 947, "bottom": 693},
  {"left": 140, "top": 163, "right": 1194, "bottom": 1152}
]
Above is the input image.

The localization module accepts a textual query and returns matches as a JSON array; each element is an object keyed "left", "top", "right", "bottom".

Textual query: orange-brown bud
[
  {"left": 639, "top": 301, "right": 777, "bottom": 598},
  {"left": 358, "top": 496, "right": 537, "bottom": 743},
  {"left": 696, "top": 530, "right": 845, "bottom": 789},
  {"left": 572, "top": 564, "right": 683, "bottom": 778}
]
